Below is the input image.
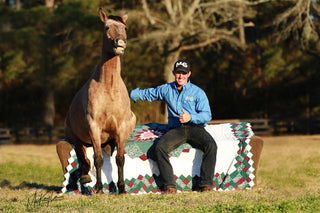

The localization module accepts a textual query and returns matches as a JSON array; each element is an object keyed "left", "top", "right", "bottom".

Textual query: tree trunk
[
  {"left": 43, "top": 35, "right": 55, "bottom": 127},
  {"left": 162, "top": 40, "right": 182, "bottom": 122},
  {"left": 15, "top": 0, "right": 21, "bottom": 10},
  {"left": 163, "top": 38, "right": 181, "bottom": 83},
  {"left": 238, "top": 2, "right": 246, "bottom": 46},
  {"left": 45, "top": 0, "right": 55, "bottom": 8},
  {"left": 43, "top": 88, "right": 55, "bottom": 126},
  {"left": 163, "top": 51, "right": 181, "bottom": 83}
]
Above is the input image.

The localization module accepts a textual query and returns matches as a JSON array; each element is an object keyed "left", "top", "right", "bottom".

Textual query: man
[{"left": 130, "top": 59, "right": 217, "bottom": 193}]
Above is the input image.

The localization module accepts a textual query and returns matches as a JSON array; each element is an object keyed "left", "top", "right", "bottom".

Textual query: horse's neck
[{"left": 96, "top": 56, "right": 121, "bottom": 85}]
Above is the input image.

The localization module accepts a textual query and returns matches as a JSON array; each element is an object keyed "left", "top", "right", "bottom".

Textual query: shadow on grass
[{"left": 0, "top": 179, "right": 62, "bottom": 192}]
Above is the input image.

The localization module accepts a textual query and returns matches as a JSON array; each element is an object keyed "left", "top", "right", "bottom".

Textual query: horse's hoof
[
  {"left": 95, "top": 188, "right": 103, "bottom": 194},
  {"left": 80, "top": 175, "right": 92, "bottom": 184},
  {"left": 118, "top": 190, "right": 128, "bottom": 195},
  {"left": 118, "top": 185, "right": 127, "bottom": 194},
  {"left": 95, "top": 184, "right": 103, "bottom": 194}
]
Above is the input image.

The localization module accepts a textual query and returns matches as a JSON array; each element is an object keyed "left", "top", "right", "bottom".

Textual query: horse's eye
[
  {"left": 105, "top": 26, "right": 109, "bottom": 31},
  {"left": 125, "top": 27, "right": 128, "bottom": 31}
]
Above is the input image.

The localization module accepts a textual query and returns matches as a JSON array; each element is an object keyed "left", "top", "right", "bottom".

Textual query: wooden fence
[
  {"left": 1, "top": 117, "right": 320, "bottom": 144},
  {"left": 0, "top": 126, "right": 65, "bottom": 144}
]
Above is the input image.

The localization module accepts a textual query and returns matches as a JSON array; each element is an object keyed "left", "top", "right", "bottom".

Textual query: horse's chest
[
  {"left": 87, "top": 78, "right": 131, "bottom": 132},
  {"left": 100, "top": 114, "right": 124, "bottom": 137},
  {"left": 88, "top": 85, "right": 129, "bottom": 110}
]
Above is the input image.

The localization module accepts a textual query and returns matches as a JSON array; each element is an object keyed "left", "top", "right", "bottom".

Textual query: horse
[{"left": 63, "top": 8, "right": 136, "bottom": 194}]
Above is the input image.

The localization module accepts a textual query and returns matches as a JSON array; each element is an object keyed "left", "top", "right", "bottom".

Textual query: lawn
[{"left": 0, "top": 135, "right": 319, "bottom": 212}]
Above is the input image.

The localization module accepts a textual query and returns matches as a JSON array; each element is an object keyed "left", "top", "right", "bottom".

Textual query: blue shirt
[{"left": 130, "top": 81, "right": 212, "bottom": 128}]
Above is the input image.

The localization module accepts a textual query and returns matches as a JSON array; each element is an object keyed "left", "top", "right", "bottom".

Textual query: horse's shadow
[{"left": 0, "top": 179, "right": 61, "bottom": 192}]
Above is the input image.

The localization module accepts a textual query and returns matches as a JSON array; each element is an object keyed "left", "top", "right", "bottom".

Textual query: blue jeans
[{"left": 154, "top": 124, "right": 217, "bottom": 189}]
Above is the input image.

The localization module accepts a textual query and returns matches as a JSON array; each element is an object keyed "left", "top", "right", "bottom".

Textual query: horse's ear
[
  {"left": 122, "top": 13, "right": 128, "bottom": 23},
  {"left": 99, "top": 8, "right": 108, "bottom": 23}
]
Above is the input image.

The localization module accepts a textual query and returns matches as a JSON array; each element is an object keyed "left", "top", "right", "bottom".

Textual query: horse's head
[{"left": 99, "top": 8, "right": 128, "bottom": 56}]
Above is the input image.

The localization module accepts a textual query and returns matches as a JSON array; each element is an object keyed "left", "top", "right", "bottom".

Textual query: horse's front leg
[
  {"left": 116, "top": 114, "right": 136, "bottom": 194},
  {"left": 116, "top": 137, "right": 126, "bottom": 194},
  {"left": 89, "top": 129, "right": 104, "bottom": 193},
  {"left": 93, "top": 148, "right": 103, "bottom": 193}
]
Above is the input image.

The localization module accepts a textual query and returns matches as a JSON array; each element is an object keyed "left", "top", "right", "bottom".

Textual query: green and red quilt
[{"left": 62, "top": 122, "right": 255, "bottom": 194}]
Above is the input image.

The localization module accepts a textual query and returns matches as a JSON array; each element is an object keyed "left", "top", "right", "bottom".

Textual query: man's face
[{"left": 173, "top": 71, "right": 191, "bottom": 88}]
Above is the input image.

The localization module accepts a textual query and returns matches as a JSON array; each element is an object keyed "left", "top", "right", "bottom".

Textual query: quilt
[{"left": 61, "top": 122, "right": 255, "bottom": 194}]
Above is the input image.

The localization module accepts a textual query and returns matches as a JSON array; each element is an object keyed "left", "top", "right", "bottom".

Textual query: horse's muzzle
[{"left": 114, "top": 39, "right": 127, "bottom": 55}]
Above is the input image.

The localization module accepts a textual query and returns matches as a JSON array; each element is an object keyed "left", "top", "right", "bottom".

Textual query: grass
[{"left": 0, "top": 135, "right": 319, "bottom": 212}]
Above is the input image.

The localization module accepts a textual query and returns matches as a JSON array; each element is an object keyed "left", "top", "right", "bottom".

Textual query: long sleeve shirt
[{"left": 130, "top": 81, "right": 212, "bottom": 128}]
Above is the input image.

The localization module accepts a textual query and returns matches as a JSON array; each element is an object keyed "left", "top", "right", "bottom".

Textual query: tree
[
  {"left": 258, "top": 0, "right": 320, "bottom": 118},
  {"left": 0, "top": 2, "right": 102, "bottom": 126},
  {"left": 138, "top": 0, "right": 268, "bottom": 83},
  {"left": 122, "top": 0, "right": 268, "bottom": 122},
  {"left": 272, "top": 0, "right": 320, "bottom": 51}
]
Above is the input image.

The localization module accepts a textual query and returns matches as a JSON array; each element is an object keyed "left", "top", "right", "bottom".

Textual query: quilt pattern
[{"left": 61, "top": 122, "right": 255, "bottom": 194}]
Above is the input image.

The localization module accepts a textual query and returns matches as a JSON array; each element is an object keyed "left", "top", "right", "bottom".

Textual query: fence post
[
  {"left": 14, "top": 127, "right": 20, "bottom": 143},
  {"left": 308, "top": 117, "right": 316, "bottom": 134},
  {"left": 47, "top": 126, "right": 53, "bottom": 142},
  {"left": 272, "top": 119, "right": 278, "bottom": 135}
]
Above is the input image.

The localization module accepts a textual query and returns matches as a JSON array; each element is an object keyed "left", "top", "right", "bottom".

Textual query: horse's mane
[{"left": 108, "top": 15, "right": 127, "bottom": 26}]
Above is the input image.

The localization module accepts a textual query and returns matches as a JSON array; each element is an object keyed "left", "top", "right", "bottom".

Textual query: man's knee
[
  {"left": 154, "top": 142, "right": 165, "bottom": 157},
  {"left": 206, "top": 139, "right": 217, "bottom": 154},
  {"left": 211, "top": 139, "right": 217, "bottom": 150},
  {"left": 154, "top": 141, "right": 172, "bottom": 158}
]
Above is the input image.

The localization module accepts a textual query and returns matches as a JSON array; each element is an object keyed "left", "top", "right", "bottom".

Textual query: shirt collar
[{"left": 170, "top": 80, "right": 191, "bottom": 91}]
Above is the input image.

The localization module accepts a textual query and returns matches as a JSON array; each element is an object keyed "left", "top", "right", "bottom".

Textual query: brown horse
[{"left": 63, "top": 8, "right": 136, "bottom": 193}]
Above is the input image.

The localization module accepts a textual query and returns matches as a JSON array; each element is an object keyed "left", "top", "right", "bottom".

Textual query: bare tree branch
[
  {"left": 273, "top": 0, "right": 319, "bottom": 48},
  {"left": 137, "top": 0, "right": 266, "bottom": 82},
  {"left": 200, "top": 0, "right": 271, "bottom": 7},
  {"left": 178, "top": 0, "right": 201, "bottom": 28},
  {"left": 163, "top": 0, "right": 177, "bottom": 24},
  {"left": 179, "top": 28, "right": 240, "bottom": 52},
  {"left": 141, "top": 0, "right": 156, "bottom": 25},
  {"left": 313, "top": 2, "right": 320, "bottom": 14}
]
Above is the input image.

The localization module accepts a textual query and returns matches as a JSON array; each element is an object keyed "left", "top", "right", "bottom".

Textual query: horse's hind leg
[
  {"left": 65, "top": 124, "right": 92, "bottom": 185},
  {"left": 74, "top": 143, "right": 92, "bottom": 184},
  {"left": 102, "top": 139, "right": 116, "bottom": 156},
  {"left": 250, "top": 136, "right": 264, "bottom": 187},
  {"left": 56, "top": 140, "right": 73, "bottom": 175}
]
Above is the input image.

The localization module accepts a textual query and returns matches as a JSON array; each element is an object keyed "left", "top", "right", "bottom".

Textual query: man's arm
[{"left": 130, "top": 86, "right": 164, "bottom": 103}]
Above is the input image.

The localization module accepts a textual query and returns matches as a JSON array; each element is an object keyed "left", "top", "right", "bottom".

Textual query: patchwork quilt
[{"left": 61, "top": 122, "right": 255, "bottom": 194}]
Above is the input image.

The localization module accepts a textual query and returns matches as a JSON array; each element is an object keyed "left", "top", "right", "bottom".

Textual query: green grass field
[{"left": 0, "top": 135, "right": 319, "bottom": 212}]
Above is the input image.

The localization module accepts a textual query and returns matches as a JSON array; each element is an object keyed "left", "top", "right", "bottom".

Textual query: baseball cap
[{"left": 173, "top": 60, "right": 190, "bottom": 73}]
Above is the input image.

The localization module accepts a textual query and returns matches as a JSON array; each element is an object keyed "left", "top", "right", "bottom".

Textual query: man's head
[
  {"left": 172, "top": 60, "right": 191, "bottom": 89},
  {"left": 173, "top": 60, "right": 190, "bottom": 74}
]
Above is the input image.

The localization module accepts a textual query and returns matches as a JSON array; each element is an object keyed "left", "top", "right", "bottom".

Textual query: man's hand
[{"left": 179, "top": 109, "right": 191, "bottom": 123}]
